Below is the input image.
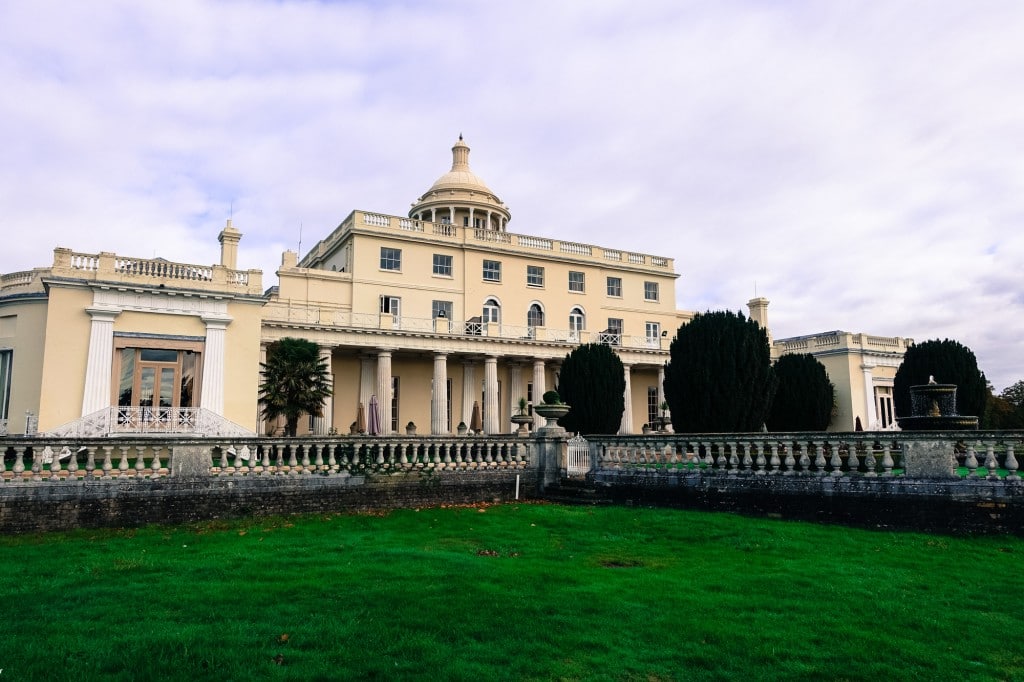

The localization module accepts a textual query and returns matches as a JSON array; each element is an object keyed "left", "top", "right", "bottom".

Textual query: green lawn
[{"left": 3, "top": 503, "right": 1023, "bottom": 681}]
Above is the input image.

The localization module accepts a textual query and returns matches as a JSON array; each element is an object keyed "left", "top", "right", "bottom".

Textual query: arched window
[
  {"left": 569, "top": 307, "right": 585, "bottom": 341},
  {"left": 483, "top": 298, "right": 501, "bottom": 325},
  {"left": 527, "top": 303, "right": 544, "bottom": 328}
]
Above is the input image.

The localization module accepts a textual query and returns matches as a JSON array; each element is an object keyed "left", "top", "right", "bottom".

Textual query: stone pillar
[
  {"left": 486, "top": 210, "right": 493, "bottom": 230},
  {"left": 507, "top": 361, "right": 523, "bottom": 431},
  {"left": 449, "top": 206, "right": 456, "bottom": 224},
  {"left": 483, "top": 356, "right": 499, "bottom": 434},
  {"left": 657, "top": 364, "right": 671, "bottom": 430},
  {"left": 377, "top": 350, "right": 393, "bottom": 434},
  {"left": 468, "top": 207, "right": 475, "bottom": 227},
  {"left": 462, "top": 360, "right": 476, "bottom": 428},
  {"left": 81, "top": 308, "right": 121, "bottom": 416},
  {"left": 359, "top": 355, "right": 374, "bottom": 412},
  {"left": 199, "top": 316, "right": 231, "bottom": 416},
  {"left": 862, "top": 365, "right": 878, "bottom": 430},
  {"left": 619, "top": 364, "right": 633, "bottom": 434},
  {"left": 532, "top": 359, "right": 546, "bottom": 429},
  {"left": 430, "top": 207, "right": 437, "bottom": 223},
  {"left": 431, "top": 352, "right": 449, "bottom": 435},
  {"left": 313, "top": 347, "right": 334, "bottom": 435}
]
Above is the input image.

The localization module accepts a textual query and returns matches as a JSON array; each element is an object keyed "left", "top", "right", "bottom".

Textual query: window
[
  {"left": 0, "top": 349, "right": 12, "bottom": 421},
  {"left": 645, "top": 322, "right": 661, "bottom": 347},
  {"left": 482, "top": 298, "right": 501, "bottom": 325},
  {"left": 433, "top": 254, "right": 452, "bottom": 277},
  {"left": 115, "top": 344, "right": 201, "bottom": 413},
  {"left": 432, "top": 300, "right": 453, "bottom": 320},
  {"left": 527, "top": 303, "right": 544, "bottom": 331},
  {"left": 644, "top": 281, "right": 659, "bottom": 301},
  {"left": 876, "top": 386, "right": 894, "bottom": 429},
  {"left": 527, "top": 265, "right": 544, "bottom": 287},
  {"left": 607, "top": 277, "right": 622, "bottom": 297},
  {"left": 380, "top": 247, "right": 402, "bottom": 271},
  {"left": 391, "top": 376, "right": 400, "bottom": 433},
  {"left": 602, "top": 318, "right": 623, "bottom": 346},
  {"left": 569, "top": 307, "right": 585, "bottom": 341},
  {"left": 648, "top": 386, "right": 659, "bottom": 427},
  {"left": 483, "top": 260, "right": 501, "bottom": 282},
  {"left": 569, "top": 271, "right": 585, "bottom": 292},
  {"left": 380, "top": 296, "right": 401, "bottom": 328}
]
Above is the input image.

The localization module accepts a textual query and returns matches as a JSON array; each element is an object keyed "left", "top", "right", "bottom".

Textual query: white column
[
  {"left": 313, "top": 347, "right": 334, "bottom": 435},
  {"left": 431, "top": 352, "right": 449, "bottom": 435},
  {"left": 862, "top": 365, "right": 878, "bottom": 430},
  {"left": 200, "top": 316, "right": 230, "bottom": 416},
  {"left": 483, "top": 356, "right": 499, "bottom": 434},
  {"left": 619, "top": 364, "right": 633, "bottom": 434},
  {"left": 359, "top": 355, "right": 374, "bottom": 411},
  {"left": 507, "top": 361, "right": 523, "bottom": 431},
  {"left": 486, "top": 210, "right": 493, "bottom": 230},
  {"left": 462, "top": 360, "right": 476, "bottom": 428},
  {"left": 449, "top": 206, "right": 456, "bottom": 223},
  {"left": 657, "top": 364, "right": 672, "bottom": 432},
  {"left": 430, "top": 207, "right": 437, "bottom": 222},
  {"left": 532, "top": 359, "right": 546, "bottom": 428},
  {"left": 377, "top": 350, "right": 393, "bottom": 433},
  {"left": 81, "top": 308, "right": 120, "bottom": 416},
  {"left": 468, "top": 207, "right": 475, "bottom": 228}
]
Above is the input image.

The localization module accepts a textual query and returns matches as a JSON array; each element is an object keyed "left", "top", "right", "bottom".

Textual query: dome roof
[
  {"left": 409, "top": 136, "right": 510, "bottom": 224},
  {"left": 423, "top": 136, "right": 495, "bottom": 195}
]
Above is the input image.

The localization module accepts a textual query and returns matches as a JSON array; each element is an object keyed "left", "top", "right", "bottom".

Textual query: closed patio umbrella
[
  {"left": 470, "top": 400, "right": 483, "bottom": 434},
  {"left": 368, "top": 395, "right": 382, "bottom": 436},
  {"left": 356, "top": 402, "right": 366, "bottom": 434}
]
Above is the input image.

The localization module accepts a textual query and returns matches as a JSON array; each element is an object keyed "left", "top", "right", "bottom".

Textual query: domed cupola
[{"left": 409, "top": 135, "right": 511, "bottom": 231}]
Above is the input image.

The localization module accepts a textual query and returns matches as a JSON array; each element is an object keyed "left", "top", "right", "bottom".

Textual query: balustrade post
[
  {"left": 1005, "top": 443, "right": 1019, "bottom": 481},
  {"left": 13, "top": 446, "right": 25, "bottom": 480},
  {"left": 741, "top": 444, "right": 753, "bottom": 474},
  {"left": 984, "top": 442, "right": 999, "bottom": 480},
  {"left": 754, "top": 443, "right": 767, "bottom": 475},
  {"left": 727, "top": 442, "right": 738, "bottom": 474},
  {"left": 31, "top": 447, "right": 43, "bottom": 481},
  {"left": 51, "top": 447, "right": 66, "bottom": 480},
  {"left": 813, "top": 442, "right": 826, "bottom": 476},
  {"left": 783, "top": 443, "right": 796, "bottom": 475},
  {"left": 101, "top": 445, "right": 113, "bottom": 479},
  {"left": 797, "top": 442, "right": 810, "bottom": 474},
  {"left": 769, "top": 443, "right": 781, "bottom": 474},
  {"left": 829, "top": 443, "right": 843, "bottom": 477},
  {"left": 864, "top": 443, "right": 878, "bottom": 477},
  {"left": 118, "top": 445, "right": 130, "bottom": 478},
  {"left": 135, "top": 445, "right": 146, "bottom": 476},
  {"left": 881, "top": 444, "right": 894, "bottom": 477},
  {"left": 964, "top": 443, "right": 979, "bottom": 478}
]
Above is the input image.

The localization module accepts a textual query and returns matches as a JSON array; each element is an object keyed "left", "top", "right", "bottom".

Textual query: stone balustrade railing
[
  {"left": 0, "top": 435, "right": 534, "bottom": 482},
  {"left": 587, "top": 431, "right": 1022, "bottom": 480}
]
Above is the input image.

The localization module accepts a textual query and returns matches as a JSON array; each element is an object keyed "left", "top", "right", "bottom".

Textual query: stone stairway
[{"left": 543, "top": 477, "right": 614, "bottom": 506}]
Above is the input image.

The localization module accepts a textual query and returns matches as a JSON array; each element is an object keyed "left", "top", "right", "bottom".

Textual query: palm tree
[{"left": 259, "top": 338, "right": 332, "bottom": 437}]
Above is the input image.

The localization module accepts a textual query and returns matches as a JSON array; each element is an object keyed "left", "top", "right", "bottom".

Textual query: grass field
[{"left": 3, "top": 503, "right": 1023, "bottom": 681}]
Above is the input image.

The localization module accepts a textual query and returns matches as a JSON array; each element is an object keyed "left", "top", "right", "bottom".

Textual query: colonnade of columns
[
  {"left": 297, "top": 347, "right": 661, "bottom": 437},
  {"left": 413, "top": 207, "right": 508, "bottom": 231}
]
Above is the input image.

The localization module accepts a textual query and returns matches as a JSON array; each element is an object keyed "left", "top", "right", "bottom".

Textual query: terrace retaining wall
[{"left": 0, "top": 470, "right": 537, "bottom": 534}]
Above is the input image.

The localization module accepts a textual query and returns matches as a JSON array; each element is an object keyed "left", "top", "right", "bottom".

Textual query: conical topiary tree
[
  {"left": 766, "top": 353, "right": 834, "bottom": 431},
  {"left": 556, "top": 343, "right": 626, "bottom": 434},
  {"left": 259, "top": 337, "right": 333, "bottom": 437},
  {"left": 663, "top": 310, "right": 777, "bottom": 433},
  {"left": 893, "top": 338, "right": 987, "bottom": 421}
]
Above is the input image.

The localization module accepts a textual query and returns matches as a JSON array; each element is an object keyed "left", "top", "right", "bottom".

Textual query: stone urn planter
[
  {"left": 510, "top": 414, "right": 533, "bottom": 437},
  {"left": 533, "top": 403, "right": 570, "bottom": 429}
]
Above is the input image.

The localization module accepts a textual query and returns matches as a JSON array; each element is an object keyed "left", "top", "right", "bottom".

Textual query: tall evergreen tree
[
  {"left": 556, "top": 343, "right": 626, "bottom": 434},
  {"left": 893, "top": 338, "right": 987, "bottom": 422},
  {"left": 259, "top": 337, "right": 333, "bottom": 437},
  {"left": 663, "top": 310, "right": 777, "bottom": 432},
  {"left": 766, "top": 353, "right": 834, "bottom": 431}
]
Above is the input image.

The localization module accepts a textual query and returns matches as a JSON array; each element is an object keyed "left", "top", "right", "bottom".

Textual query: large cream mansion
[{"left": 0, "top": 137, "right": 910, "bottom": 437}]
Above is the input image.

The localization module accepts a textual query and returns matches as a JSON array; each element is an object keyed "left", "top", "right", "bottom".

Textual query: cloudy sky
[{"left": 2, "top": 1, "right": 1022, "bottom": 391}]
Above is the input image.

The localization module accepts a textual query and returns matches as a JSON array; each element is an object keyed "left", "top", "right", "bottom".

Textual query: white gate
[{"left": 565, "top": 434, "right": 591, "bottom": 477}]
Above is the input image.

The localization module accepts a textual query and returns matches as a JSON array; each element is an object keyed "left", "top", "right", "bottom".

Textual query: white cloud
[{"left": 1, "top": 0, "right": 1022, "bottom": 390}]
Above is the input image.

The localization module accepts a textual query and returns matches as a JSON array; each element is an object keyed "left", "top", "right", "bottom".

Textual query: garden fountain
[{"left": 896, "top": 376, "right": 979, "bottom": 431}]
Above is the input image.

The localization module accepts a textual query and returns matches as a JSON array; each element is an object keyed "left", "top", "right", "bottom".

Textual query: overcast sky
[{"left": 2, "top": 1, "right": 1022, "bottom": 391}]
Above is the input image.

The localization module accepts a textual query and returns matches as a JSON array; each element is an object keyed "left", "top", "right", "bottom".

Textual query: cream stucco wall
[{"left": 0, "top": 295, "right": 49, "bottom": 432}]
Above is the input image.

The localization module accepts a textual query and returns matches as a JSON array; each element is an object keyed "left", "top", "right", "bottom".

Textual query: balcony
[{"left": 261, "top": 305, "right": 670, "bottom": 352}]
